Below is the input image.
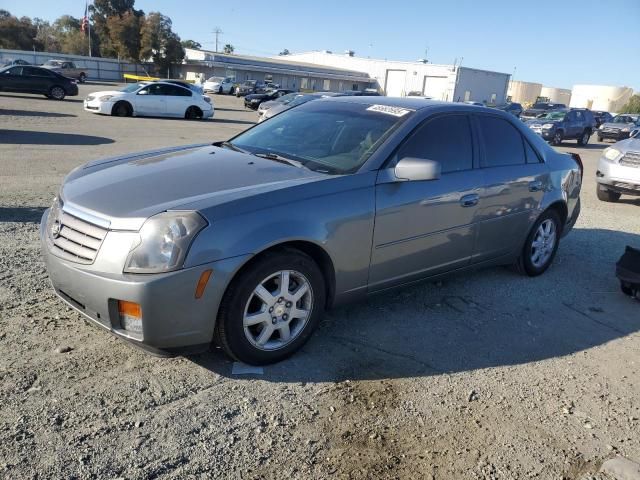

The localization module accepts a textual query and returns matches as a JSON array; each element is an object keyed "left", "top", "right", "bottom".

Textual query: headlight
[
  {"left": 124, "top": 211, "right": 207, "bottom": 274},
  {"left": 621, "top": 127, "right": 630, "bottom": 132},
  {"left": 603, "top": 148, "right": 622, "bottom": 161},
  {"left": 251, "top": 99, "right": 260, "bottom": 102},
  {"left": 99, "top": 95, "right": 114, "bottom": 101},
  {"left": 542, "top": 123, "right": 554, "bottom": 129}
]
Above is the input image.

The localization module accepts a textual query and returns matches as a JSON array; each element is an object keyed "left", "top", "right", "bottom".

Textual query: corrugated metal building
[
  {"left": 282, "top": 51, "right": 510, "bottom": 103},
  {"left": 182, "top": 49, "right": 374, "bottom": 92}
]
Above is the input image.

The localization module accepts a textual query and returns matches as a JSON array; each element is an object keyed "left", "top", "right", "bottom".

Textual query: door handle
[
  {"left": 460, "top": 193, "right": 479, "bottom": 207},
  {"left": 528, "top": 180, "right": 543, "bottom": 192}
]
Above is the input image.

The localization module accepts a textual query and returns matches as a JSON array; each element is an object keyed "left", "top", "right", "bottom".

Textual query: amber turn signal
[{"left": 195, "top": 269, "right": 213, "bottom": 299}]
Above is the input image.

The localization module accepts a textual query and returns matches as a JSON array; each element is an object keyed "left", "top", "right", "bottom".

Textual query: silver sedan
[{"left": 41, "top": 98, "right": 582, "bottom": 364}]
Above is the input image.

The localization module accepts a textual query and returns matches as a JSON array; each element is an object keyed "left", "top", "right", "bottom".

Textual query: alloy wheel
[
  {"left": 530, "top": 219, "right": 557, "bottom": 268},
  {"left": 243, "top": 270, "right": 313, "bottom": 351},
  {"left": 51, "top": 87, "right": 65, "bottom": 100}
]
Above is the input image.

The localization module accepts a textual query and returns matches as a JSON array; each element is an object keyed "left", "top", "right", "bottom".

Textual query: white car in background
[
  {"left": 203, "top": 76, "right": 235, "bottom": 94},
  {"left": 84, "top": 81, "right": 214, "bottom": 120}
]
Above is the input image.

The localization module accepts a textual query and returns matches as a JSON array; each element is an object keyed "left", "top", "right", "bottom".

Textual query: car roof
[{"left": 324, "top": 95, "right": 456, "bottom": 111}]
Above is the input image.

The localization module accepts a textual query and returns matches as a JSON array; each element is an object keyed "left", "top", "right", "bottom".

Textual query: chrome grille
[
  {"left": 620, "top": 151, "right": 640, "bottom": 168},
  {"left": 50, "top": 211, "right": 108, "bottom": 264}
]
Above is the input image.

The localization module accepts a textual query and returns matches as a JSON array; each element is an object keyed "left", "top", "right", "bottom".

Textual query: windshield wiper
[
  {"left": 213, "top": 140, "right": 247, "bottom": 153},
  {"left": 253, "top": 152, "right": 305, "bottom": 168}
]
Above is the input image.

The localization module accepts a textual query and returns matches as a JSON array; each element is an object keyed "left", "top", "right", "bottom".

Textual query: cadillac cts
[{"left": 41, "top": 98, "right": 582, "bottom": 365}]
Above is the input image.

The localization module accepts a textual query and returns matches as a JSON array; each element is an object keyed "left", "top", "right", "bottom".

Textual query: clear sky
[{"left": 2, "top": 0, "right": 639, "bottom": 91}]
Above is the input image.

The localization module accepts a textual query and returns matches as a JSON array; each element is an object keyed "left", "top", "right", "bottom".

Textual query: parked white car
[
  {"left": 84, "top": 82, "right": 214, "bottom": 119},
  {"left": 203, "top": 76, "right": 235, "bottom": 94}
]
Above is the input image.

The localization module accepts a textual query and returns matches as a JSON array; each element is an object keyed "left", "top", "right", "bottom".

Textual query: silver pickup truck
[{"left": 41, "top": 60, "right": 87, "bottom": 83}]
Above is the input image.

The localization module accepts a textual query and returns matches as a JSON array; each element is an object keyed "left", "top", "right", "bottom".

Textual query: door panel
[
  {"left": 370, "top": 170, "right": 484, "bottom": 290},
  {"left": 134, "top": 84, "right": 166, "bottom": 116},
  {"left": 473, "top": 164, "right": 548, "bottom": 262}
]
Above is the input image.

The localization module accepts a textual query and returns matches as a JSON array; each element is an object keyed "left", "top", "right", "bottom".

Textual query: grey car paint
[{"left": 41, "top": 97, "right": 581, "bottom": 356}]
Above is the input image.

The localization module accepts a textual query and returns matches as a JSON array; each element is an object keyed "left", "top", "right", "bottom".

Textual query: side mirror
[{"left": 394, "top": 157, "right": 441, "bottom": 182}]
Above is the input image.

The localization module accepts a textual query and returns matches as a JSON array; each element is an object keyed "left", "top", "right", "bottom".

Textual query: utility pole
[{"left": 213, "top": 27, "right": 223, "bottom": 53}]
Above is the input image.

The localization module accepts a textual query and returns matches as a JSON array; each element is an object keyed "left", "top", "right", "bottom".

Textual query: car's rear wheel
[
  {"left": 218, "top": 86, "right": 223, "bottom": 94},
  {"left": 596, "top": 184, "right": 621, "bottom": 202},
  {"left": 577, "top": 130, "right": 590, "bottom": 146},
  {"left": 229, "top": 86, "right": 235, "bottom": 95},
  {"left": 215, "top": 249, "right": 326, "bottom": 365},
  {"left": 597, "top": 135, "right": 603, "bottom": 142},
  {"left": 518, "top": 209, "right": 561, "bottom": 277},
  {"left": 79, "top": 73, "right": 86, "bottom": 83},
  {"left": 550, "top": 131, "right": 563, "bottom": 146},
  {"left": 111, "top": 101, "right": 132, "bottom": 117},
  {"left": 49, "top": 86, "right": 66, "bottom": 100},
  {"left": 185, "top": 106, "right": 203, "bottom": 120}
]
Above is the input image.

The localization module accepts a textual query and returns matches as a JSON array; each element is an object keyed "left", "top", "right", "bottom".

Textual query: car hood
[
  {"left": 86, "top": 90, "right": 125, "bottom": 98},
  {"left": 601, "top": 122, "right": 634, "bottom": 128},
  {"left": 611, "top": 137, "right": 640, "bottom": 151},
  {"left": 246, "top": 93, "right": 269, "bottom": 100},
  {"left": 526, "top": 119, "right": 561, "bottom": 126},
  {"left": 60, "top": 144, "right": 325, "bottom": 230}
]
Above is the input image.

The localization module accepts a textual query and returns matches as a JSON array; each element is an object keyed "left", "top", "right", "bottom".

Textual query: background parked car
[
  {"left": 235, "top": 80, "right": 263, "bottom": 97},
  {"left": 596, "top": 135, "right": 640, "bottom": 202},
  {"left": 203, "top": 76, "right": 235, "bottom": 94},
  {"left": 244, "top": 89, "right": 294, "bottom": 110},
  {"left": 592, "top": 110, "right": 614, "bottom": 128},
  {"left": 84, "top": 81, "right": 213, "bottom": 119},
  {"left": 257, "top": 92, "right": 301, "bottom": 116},
  {"left": 340, "top": 89, "right": 381, "bottom": 96},
  {"left": 41, "top": 59, "right": 87, "bottom": 83},
  {"left": 597, "top": 114, "right": 640, "bottom": 142},
  {"left": 0, "top": 65, "right": 78, "bottom": 100},
  {"left": 1, "top": 58, "right": 30, "bottom": 67},
  {"left": 521, "top": 102, "right": 567, "bottom": 121},
  {"left": 526, "top": 108, "right": 594, "bottom": 146},
  {"left": 258, "top": 92, "right": 340, "bottom": 122},
  {"left": 495, "top": 102, "right": 523, "bottom": 118}
]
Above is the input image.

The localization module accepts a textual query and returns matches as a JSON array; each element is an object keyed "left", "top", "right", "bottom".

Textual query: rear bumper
[{"left": 40, "top": 209, "right": 251, "bottom": 355}]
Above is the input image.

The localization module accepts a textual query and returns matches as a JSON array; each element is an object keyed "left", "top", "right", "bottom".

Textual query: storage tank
[
  {"left": 570, "top": 85, "right": 634, "bottom": 113},
  {"left": 507, "top": 80, "right": 542, "bottom": 104},
  {"left": 540, "top": 86, "right": 571, "bottom": 105}
]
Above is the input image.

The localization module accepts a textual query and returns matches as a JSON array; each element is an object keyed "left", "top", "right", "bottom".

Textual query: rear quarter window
[{"left": 477, "top": 115, "right": 526, "bottom": 167}]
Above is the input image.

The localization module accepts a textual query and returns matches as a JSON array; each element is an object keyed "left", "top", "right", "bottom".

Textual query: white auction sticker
[{"left": 366, "top": 105, "right": 412, "bottom": 117}]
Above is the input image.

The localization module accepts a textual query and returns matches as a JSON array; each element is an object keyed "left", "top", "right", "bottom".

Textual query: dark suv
[
  {"left": 526, "top": 108, "right": 594, "bottom": 146},
  {"left": 521, "top": 102, "right": 567, "bottom": 121}
]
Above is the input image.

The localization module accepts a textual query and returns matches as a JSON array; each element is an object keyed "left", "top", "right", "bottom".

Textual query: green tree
[
  {"left": 106, "top": 10, "right": 141, "bottom": 60},
  {"left": 0, "top": 11, "right": 40, "bottom": 50},
  {"left": 620, "top": 95, "right": 640, "bottom": 114},
  {"left": 223, "top": 43, "right": 234, "bottom": 54},
  {"left": 181, "top": 39, "right": 201, "bottom": 50},
  {"left": 140, "top": 12, "right": 184, "bottom": 74}
]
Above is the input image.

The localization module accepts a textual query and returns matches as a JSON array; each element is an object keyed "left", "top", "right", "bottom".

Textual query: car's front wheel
[
  {"left": 215, "top": 249, "right": 326, "bottom": 365},
  {"left": 519, "top": 209, "right": 561, "bottom": 276},
  {"left": 79, "top": 73, "right": 86, "bottom": 83},
  {"left": 49, "top": 86, "right": 66, "bottom": 100},
  {"left": 596, "top": 184, "right": 621, "bottom": 202},
  {"left": 577, "top": 129, "right": 590, "bottom": 146},
  {"left": 550, "top": 131, "right": 563, "bottom": 146}
]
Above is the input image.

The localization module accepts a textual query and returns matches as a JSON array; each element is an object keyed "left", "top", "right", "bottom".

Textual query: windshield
[
  {"left": 541, "top": 111, "right": 566, "bottom": 120},
  {"left": 44, "top": 60, "right": 62, "bottom": 67},
  {"left": 120, "top": 82, "right": 147, "bottom": 93},
  {"left": 231, "top": 101, "right": 412, "bottom": 175},
  {"left": 612, "top": 115, "right": 634, "bottom": 124},
  {"left": 532, "top": 103, "right": 551, "bottom": 110},
  {"left": 277, "top": 93, "right": 298, "bottom": 104}
]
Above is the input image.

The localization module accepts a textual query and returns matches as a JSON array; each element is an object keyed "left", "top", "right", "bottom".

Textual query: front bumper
[
  {"left": 597, "top": 158, "right": 640, "bottom": 196},
  {"left": 244, "top": 99, "right": 260, "bottom": 110},
  {"left": 40, "top": 209, "right": 251, "bottom": 355},
  {"left": 529, "top": 126, "right": 555, "bottom": 140},
  {"left": 84, "top": 98, "right": 114, "bottom": 115},
  {"left": 598, "top": 129, "right": 629, "bottom": 140}
]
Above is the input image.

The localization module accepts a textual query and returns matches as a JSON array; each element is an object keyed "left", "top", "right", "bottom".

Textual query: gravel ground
[{"left": 1, "top": 84, "right": 639, "bottom": 479}]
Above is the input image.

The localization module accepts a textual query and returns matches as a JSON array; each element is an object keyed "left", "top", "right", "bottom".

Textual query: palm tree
[{"left": 223, "top": 43, "right": 234, "bottom": 54}]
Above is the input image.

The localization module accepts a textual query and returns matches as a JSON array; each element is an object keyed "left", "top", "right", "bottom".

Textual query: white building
[
  {"left": 507, "top": 80, "right": 542, "bottom": 105},
  {"left": 283, "top": 51, "right": 510, "bottom": 103},
  {"left": 570, "top": 85, "right": 634, "bottom": 113},
  {"left": 540, "top": 86, "right": 572, "bottom": 105}
]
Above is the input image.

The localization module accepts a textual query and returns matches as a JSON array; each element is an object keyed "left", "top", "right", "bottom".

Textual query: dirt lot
[{"left": 1, "top": 84, "right": 639, "bottom": 480}]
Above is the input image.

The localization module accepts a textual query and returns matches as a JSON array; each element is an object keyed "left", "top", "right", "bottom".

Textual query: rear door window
[
  {"left": 477, "top": 116, "right": 526, "bottom": 167},
  {"left": 398, "top": 114, "right": 473, "bottom": 173}
]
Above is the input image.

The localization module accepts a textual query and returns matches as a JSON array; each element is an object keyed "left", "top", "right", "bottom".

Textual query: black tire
[
  {"left": 596, "top": 184, "right": 621, "bottom": 202},
  {"left": 621, "top": 283, "right": 635, "bottom": 297},
  {"left": 518, "top": 209, "right": 562, "bottom": 277},
  {"left": 597, "top": 135, "right": 603, "bottom": 142},
  {"left": 550, "top": 130, "right": 563, "bottom": 146},
  {"left": 111, "top": 101, "right": 132, "bottom": 117},
  {"left": 218, "top": 86, "right": 223, "bottom": 94},
  {"left": 215, "top": 249, "right": 326, "bottom": 365},
  {"left": 49, "top": 86, "right": 66, "bottom": 100},
  {"left": 78, "top": 73, "right": 86, "bottom": 83},
  {"left": 230, "top": 86, "right": 235, "bottom": 95},
  {"left": 577, "top": 130, "right": 590, "bottom": 146},
  {"left": 185, "top": 106, "right": 202, "bottom": 120}
]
